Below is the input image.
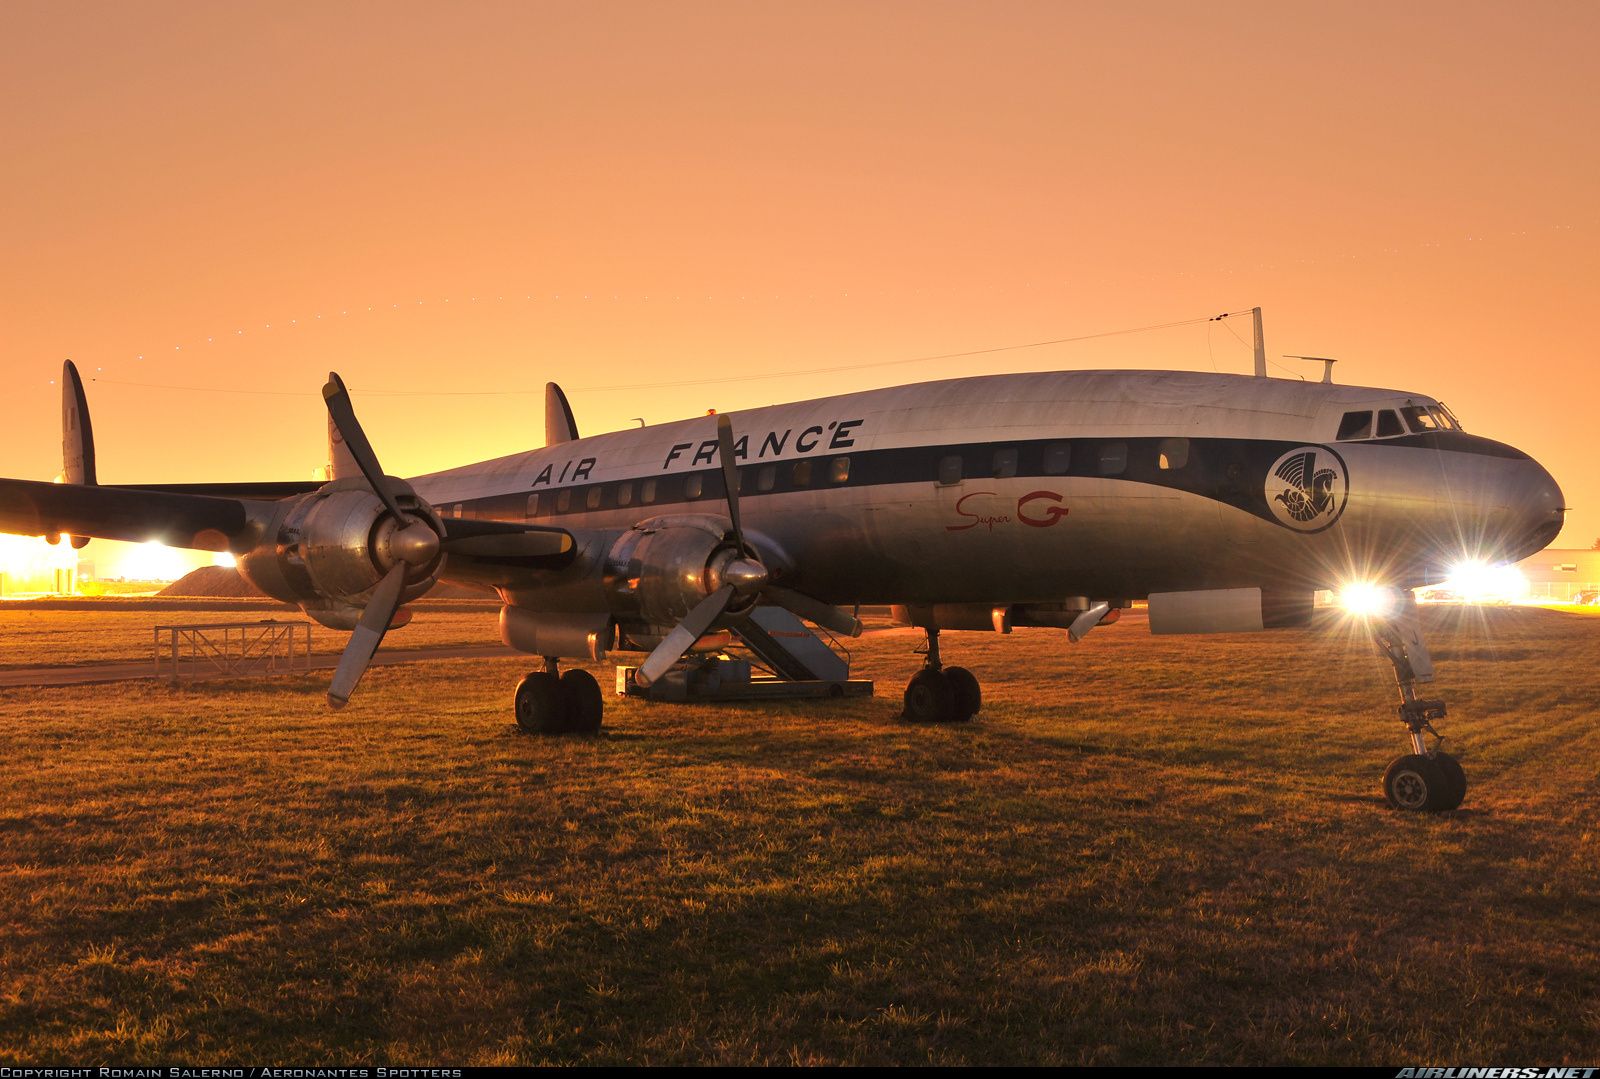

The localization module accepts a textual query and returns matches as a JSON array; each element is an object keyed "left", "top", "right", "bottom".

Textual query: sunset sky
[{"left": 3, "top": 1, "right": 1596, "bottom": 576}]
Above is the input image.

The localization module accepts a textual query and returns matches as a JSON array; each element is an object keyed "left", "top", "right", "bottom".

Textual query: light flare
[
  {"left": 1337, "top": 581, "right": 1404, "bottom": 619},
  {"left": 1438, "top": 560, "right": 1528, "bottom": 605}
]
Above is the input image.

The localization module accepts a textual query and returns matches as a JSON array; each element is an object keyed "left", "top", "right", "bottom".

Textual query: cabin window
[
  {"left": 452, "top": 503, "right": 463, "bottom": 518},
  {"left": 992, "top": 448, "right": 1018, "bottom": 478},
  {"left": 1337, "top": 411, "right": 1373, "bottom": 440},
  {"left": 1157, "top": 437, "right": 1189, "bottom": 470},
  {"left": 1042, "top": 442, "right": 1071, "bottom": 475},
  {"left": 585, "top": 487, "right": 603, "bottom": 510},
  {"left": 829, "top": 457, "right": 851, "bottom": 484},
  {"left": 685, "top": 474, "right": 704, "bottom": 500},
  {"left": 1097, "top": 442, "right": 1128, "bottom": 476},
  {"left": 793, "top": 460, "right": 813, "bottom": 487},
  {"left": 526, "top": 493, "right": 541, "bottom": 517},
  {"left": 555, "top": 489, "right": 572, "bottom": 513},
  {"left": 756, "top": 464, "right": 777, "bottom": 493},
  {"left": 1376, "top": 410, "right": 1404, "bottom": 438},
  {"left": 616, "top": 482, "right": 633, "bottom": 508},
  {"left": 641, "top": 478, "right": 657, "bottom": 504},
  {"left": 938, "top": 455, "right": 963, "bottom": 486}
]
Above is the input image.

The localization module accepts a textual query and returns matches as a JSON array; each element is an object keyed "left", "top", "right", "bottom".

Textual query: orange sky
[{"left": 3, "top": 1, "right": 1597, "bottom": 576}]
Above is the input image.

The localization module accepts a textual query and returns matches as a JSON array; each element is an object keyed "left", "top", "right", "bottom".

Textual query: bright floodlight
[
  {"left": 1445, "top": 559, "right": 1528, "bottom": 604},
  {"left": 1338, "top": 581, "right": 1399, "bottom": 618}
]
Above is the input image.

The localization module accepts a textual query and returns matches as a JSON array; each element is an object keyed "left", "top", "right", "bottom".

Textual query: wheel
[
  {"left": 1382, "top": 753, "right": 1454, "bottom": 811},
  {"left": 1431, "top": 751, "right": 1467, "bottom": 810},
  {"left": 903, "top": 669, "right": 956, "bottom": 723},
  {"left": 942, "top": 665, "right": 981, "bottom": 721},
  {"left": 559, "top": 669, "right": 604, "bottom": 734},
  {"left": 514, "top": 671, "right": 565, "bottom": 734}
]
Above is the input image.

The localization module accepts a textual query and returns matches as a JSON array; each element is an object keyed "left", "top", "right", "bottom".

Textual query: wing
[{"left": 0, "top": 477, "right": 265, "bottom": 550}]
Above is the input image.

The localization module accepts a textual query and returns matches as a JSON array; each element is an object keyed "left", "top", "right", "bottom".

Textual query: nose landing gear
[
  {"left": 1371, "top": 602, "right": 1465, "bottom": 811},
  {"left": 901, "top": 628, "right": 982, "bottom": 723}
]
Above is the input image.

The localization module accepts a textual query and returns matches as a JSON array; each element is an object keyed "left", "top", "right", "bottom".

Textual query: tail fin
[
  {"left": 545, "top": 382, "right": 579, "bottom": 445},
  {"left": 62, "top": 360, "right": 96, "bottom": 486},
  {"left": 327, "top": 410, "right": 360, "bottom": 480},
  {"left": 60, "top": 360, "right": 96, "bottom": 548}
]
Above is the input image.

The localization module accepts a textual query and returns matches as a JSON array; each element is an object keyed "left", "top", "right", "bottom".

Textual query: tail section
[
  {"left": 60, "top": 361, "right": 96, "bottom": 548},
  {"left": 328, "top": 410, "right": 360, "bottom": 480},
  {"left": 62, "top": 360, "right": 96, "bottom": 486},
  {"left": 545, "top": 382, "right": 579, "bottom": 445}
]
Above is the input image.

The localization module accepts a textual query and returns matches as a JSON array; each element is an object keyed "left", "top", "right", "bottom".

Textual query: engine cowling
[
  {"left": 604, "top": 514, "right": 758, "bottom": 629},
  {"left": 236, "top": 477, "right": 446, "bottom": 629}
]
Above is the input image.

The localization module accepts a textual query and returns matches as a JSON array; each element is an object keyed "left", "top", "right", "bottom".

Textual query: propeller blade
[
  {"left": 327, "top": 563, "right": 408, "bottom": 709},
  {"left": 634, "top": 584, "right": 737, "bottom": 689},
  {"left": 322, "top": 372, "right": 406, "bottom": 522},
  {"left": 763, "top": 584, "right": 864, "bottom": 638},
  {"left": 715, "top": 414, "right": 745, "bottom": 554}
]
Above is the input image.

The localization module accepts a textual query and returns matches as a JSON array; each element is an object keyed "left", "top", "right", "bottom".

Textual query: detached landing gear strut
[
  {"left": 1371, "top": 603, "right": 1465, "bottom": 811},
  {"left": 515, "top": 656, "right": 604, "bottom": 735},
  {"left": 901, "top": 627, "right": 982, "bottom": 724}
]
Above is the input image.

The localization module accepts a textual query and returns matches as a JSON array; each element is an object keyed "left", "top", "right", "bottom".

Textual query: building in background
[{"left": 1515, "top": 549, "right": 1600, "bottom": 602}]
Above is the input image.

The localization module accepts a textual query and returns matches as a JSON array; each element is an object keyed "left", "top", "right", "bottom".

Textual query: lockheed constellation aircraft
[{"left": 0, "top": 340, "right": 1564, "bottom": 812}]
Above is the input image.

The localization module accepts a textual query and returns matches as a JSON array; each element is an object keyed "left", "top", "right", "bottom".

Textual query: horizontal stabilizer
[{"left": 0, "top": 477, "right": 256, "bottom": 550}]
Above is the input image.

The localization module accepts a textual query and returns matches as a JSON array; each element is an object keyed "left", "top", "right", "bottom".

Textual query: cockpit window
[
  {"left": 1337, "top": 411, "right": 1373, "bottom": 440},
  {"left": 1401, "top": 406, "right": 1440, "bottom": 433},
  {"left": 1375, "top": 410, "right": 1403, "bottom": 438}
]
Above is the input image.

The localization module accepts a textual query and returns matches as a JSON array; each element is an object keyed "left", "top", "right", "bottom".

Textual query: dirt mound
[
  {"left": 159, "top": 566, "right": 265, "bottom": 598},
  {"left": 159, "top": 566, "right": 496, "bottom": 601}
]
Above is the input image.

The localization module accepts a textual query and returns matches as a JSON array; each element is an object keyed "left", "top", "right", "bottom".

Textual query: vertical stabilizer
[
  {"left": 545, "top": 382, "right": 579, "bottom": 444},
  {"left": 62, "top": 360, "right": 97, "bottom": 486},
  {"left": 328, "top": 411, "right": 360, "bottom": 480},
  {"left": 1252, "top": 307, "right": 1267, "bottom": 378}
]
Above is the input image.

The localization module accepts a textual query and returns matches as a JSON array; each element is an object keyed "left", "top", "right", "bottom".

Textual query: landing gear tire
[
  {"left": 1383, "top": 753, "right": 1462, "bottom": 812},
  {"left": 514, "top": 671, "right": 566, "bottom": 734},
  {"left": 560, "top": 669, "right": 604, "bottom": 734},
  {"left": 943, "top": 665, "right": 981, "bottom": 722},
  {"left": 903, "top": 669, "right": 957, "bottom": 724},
  {"left": 1432, "top": 751, "right": 1467, "bottom": 810}
]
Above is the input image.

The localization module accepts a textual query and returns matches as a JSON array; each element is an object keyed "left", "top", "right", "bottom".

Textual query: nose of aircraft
[
  {"left": 1436, "top": 448, "right": 1565, "bottom": 564},
  {"left": 1507, "top": 457, "right": 1566, "bottom": 561}
]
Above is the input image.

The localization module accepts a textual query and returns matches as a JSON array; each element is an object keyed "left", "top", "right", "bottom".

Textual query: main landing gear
[
  {"left": 1371, "top": 603, "right": 1465, "bottom": 812},
  {"left": 515, "top": 657, "right": 604, "bottom": 735},
  {"left": 901, "top": 628, "right": 982, "bottom": 724}
]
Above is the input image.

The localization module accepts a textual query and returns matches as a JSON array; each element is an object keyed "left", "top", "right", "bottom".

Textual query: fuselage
[{"left": 408, "top": 370, "right": 1565, "bottom": 606}]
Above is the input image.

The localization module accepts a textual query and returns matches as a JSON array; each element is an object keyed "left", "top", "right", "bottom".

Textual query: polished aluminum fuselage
[{"left": 409, "top": 370, "right": 1564, "bottom": 608}]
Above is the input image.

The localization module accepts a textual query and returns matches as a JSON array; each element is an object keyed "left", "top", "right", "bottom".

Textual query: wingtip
[{"left": 327, "top": 692, "right": 349, "bottom": 710}]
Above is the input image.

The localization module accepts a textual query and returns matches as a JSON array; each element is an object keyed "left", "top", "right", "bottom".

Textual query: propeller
[
  {"left": 634, "top": 415, "right": 862, "bottom": 688},
  {"left": 321, "top": 372, "right": 444, "bottom": 708}
]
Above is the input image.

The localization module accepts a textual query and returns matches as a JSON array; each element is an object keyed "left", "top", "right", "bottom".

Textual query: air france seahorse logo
[{"left": 1265, "top": 446, "right": 1348, "bottom": 532}]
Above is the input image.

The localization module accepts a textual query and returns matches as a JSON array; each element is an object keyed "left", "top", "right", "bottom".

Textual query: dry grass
[
  {"left": 0, "top": 606, "right": 501, "bottom": 669},
  {"left": 1, "top": 604, "right": 1597, "bottom": 1064}
]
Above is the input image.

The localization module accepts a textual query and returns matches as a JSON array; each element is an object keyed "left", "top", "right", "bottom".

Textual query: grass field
[
  {"left": 0, "top": 604, "right": 501, "bottom": 669},
  {"left": 1, "top": 604, "right": 1597, "bottom": 1065}
]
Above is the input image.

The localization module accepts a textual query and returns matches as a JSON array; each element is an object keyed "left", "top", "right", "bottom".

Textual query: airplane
[{"left": 0, "top": 334, "right": 1565, "bottom": 813}]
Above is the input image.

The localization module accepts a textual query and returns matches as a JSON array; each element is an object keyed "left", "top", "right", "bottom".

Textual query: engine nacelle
[
  {"left": 236, "top": 477, "right": 446, "bottom": 629},
  {"left": 604, "top": 514, "right": 752, "bottom": 628}
]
